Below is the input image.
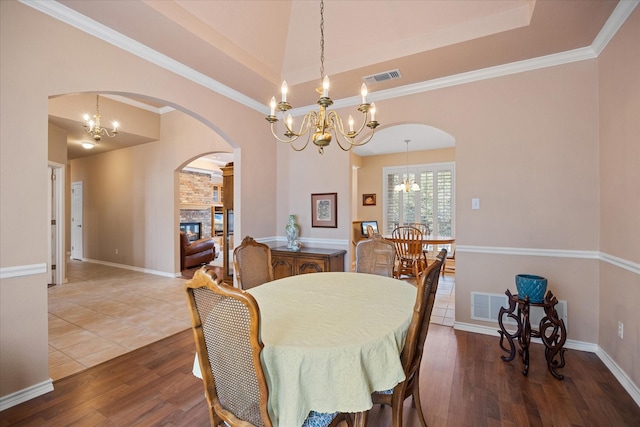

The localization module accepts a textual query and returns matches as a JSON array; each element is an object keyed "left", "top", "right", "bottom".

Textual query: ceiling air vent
[{"left": 363, "top": 69, "right": 402, "bottom": 85}]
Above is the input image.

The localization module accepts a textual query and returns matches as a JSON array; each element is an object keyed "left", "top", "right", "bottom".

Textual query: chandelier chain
[
  {"left": 319, "top": 0, "right": 325, "bottom": 79},
  {"left": 265, "top": 0, "right": 379, "bottom": 153}
]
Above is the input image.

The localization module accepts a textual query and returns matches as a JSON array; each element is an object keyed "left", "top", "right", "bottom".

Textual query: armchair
[{"left": 180, "top": 231, "right": 217, "bottom": 270}]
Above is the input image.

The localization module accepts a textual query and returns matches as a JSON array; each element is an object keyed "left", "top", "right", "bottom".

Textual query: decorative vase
[
  {"left": 285, "top": 215, "right": 300, "bottom": 250},
  {"left": 515, "top": 274, "right": 548, "bottom": 303}
]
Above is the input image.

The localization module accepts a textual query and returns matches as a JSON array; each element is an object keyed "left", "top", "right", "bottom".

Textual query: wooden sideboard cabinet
[{"left": 271, "top": 246, "right": 346, "bottom": 279}]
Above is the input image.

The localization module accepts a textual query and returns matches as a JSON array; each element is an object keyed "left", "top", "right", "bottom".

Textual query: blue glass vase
[{"left": 515, "top": 274, "right": 547, "bottom": 303}]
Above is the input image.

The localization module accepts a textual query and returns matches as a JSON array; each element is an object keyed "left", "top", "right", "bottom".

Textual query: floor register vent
[{"left": 471, "top": 292, "right": 568, "bottom": 330}]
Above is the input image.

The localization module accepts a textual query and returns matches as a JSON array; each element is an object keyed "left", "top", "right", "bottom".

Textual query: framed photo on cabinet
[{"left": 311, "top": 192, "right": 337, "bottom": 228}]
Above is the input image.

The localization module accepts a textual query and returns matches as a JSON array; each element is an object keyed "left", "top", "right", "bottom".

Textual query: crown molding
[
  {"left": 20, "top": 0, "right": 639, "bottom": 117},
  {"left": 592, "top": 0, "right": 639, "bottom": 56},
  {"left": 19, "top": 0, "right": 265, "bottom": 113}
]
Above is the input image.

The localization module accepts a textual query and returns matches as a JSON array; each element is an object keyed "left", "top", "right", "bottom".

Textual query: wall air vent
[
  {"left": 363, "top": 69, "right": 402, "bottom": 85},
  {"left": 471, "top": 292, "right": 568, "bottom": 331}
]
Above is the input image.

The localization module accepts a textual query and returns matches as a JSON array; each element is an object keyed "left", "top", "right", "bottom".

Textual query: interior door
[{"left": 71, "top": 181, "right": 83, "bottom": 260}]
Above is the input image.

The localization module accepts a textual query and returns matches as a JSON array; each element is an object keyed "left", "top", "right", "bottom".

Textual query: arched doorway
[{"left": 46, "top": 93, "right": 235, "bottom": 380}]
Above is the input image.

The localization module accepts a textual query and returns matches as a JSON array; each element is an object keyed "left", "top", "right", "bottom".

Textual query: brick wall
[
  {"left": 179, "top": 171, "right": 213, "bottom": 204},
  {"left": 180, "top": 171, "right": 213, "bottom": 237}
]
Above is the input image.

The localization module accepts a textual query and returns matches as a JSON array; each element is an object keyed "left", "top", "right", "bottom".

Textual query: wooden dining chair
[
  {"left": 442, "top": 246, "right": 456, "bottom": 276},
  {"left": 355, "top": 233, "right": 396, "bottom": 277},
  {"left": 185, "top": 267, "right": 350, "bottom": 427},
  {"left": 233, "top": 236, "right": 274, "bottom": 290},
  {"left": 364, "top": 248, "right": 447, "bottom": 427},
  {"left": 412, "top": 223, "right": 431, "bottom": 236},
  {"left": 412, "top": 223, "right": 434, "bottom": 260},
  {"left": 391, "top": 226, "right": 427, "bottom": 279}
]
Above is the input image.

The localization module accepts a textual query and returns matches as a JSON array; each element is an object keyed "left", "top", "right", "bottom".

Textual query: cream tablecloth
[{"left": 248, "top": 272, "right": 416, "bottom": 427}]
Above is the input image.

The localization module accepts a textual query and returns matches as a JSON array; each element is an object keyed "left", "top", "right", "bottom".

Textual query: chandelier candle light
[
  {"left": 83, "top": 94, "right": 119, "bottom": 142},
  {"left": 395, "top": 140, "right": 421, "bottom": 193},
  {"left": 266, "top": 0, "right": 379, "bottom": 154}
]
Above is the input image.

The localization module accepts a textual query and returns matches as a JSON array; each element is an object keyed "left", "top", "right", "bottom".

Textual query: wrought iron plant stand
[{"left": 498, "top": 289, "right": 567, "bottom": 380}]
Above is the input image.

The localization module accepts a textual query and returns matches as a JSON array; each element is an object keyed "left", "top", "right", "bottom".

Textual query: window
[{"left": 383, "top": 162, "right": 455, "bottom": 236}]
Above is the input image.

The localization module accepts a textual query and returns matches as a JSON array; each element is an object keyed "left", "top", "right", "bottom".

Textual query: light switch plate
[{"left": 472, "top": 198, "right": 480, "bottom": 210}]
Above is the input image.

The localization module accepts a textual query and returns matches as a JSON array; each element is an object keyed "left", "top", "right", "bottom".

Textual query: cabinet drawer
[
  {"left": 296, "top": 256, "right": 327, "bottom": 274},
  {"left": 270, "top": 246, "right": 346, "bottom": 279},
  {"left": 272, "top": 256, "right": 295, "bottom": 280}
]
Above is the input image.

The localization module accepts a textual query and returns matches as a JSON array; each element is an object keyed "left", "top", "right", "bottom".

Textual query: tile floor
[
  {"left": 48, "top": 260, "right": 455, "bottom": 381},
  {"left": 48, "top": 260, "right": 191, "bottom": 381},
  {"left": 430, "top": 274, "right": 456, "bottom": 326}
]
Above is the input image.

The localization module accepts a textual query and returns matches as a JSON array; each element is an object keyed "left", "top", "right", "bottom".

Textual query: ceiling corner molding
[
  {"left": 591, "top": 0, "right": 639, "bottom": 56},
  {"left": 19, "top": 0, "right": 266, "bottom": 114},
  {"left": 370, "top": 46, "right": 598, "bottom": 103},
  {"left": 158, "top": 106, "right": 176, "bottom": 114},
  {"left": 20, "top": 0, "right": 638, "bottom": 117}
]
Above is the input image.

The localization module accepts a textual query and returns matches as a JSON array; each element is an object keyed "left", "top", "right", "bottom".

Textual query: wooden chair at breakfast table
[{"left": 391, "top": 225, "right": 428, "bottom": 279}]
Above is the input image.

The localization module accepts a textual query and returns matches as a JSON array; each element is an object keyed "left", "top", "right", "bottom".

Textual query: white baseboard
[
  {"left": 0, "top": 379, "right": 53, "bottom": 411},
  {"left": 81, "top": 258, "right": 176, "bottom": 278},
  {"left": 596, "top": 347, "right": 640, "bottom": 408},
  {"left": 453, "top": 321, "right": 598, "bottom": 351},
  {"left": 454, "top": 322, "right": 640, "bottom": 407}
]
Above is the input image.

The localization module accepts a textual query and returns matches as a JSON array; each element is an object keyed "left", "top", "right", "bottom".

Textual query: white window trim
[{"left": 382, "top": 161, "right": 456, "bottom": 236}]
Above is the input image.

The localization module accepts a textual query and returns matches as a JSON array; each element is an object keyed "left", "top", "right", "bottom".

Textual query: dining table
[{"left": 193, "top": 271, "right": 416, "bottom": 427}]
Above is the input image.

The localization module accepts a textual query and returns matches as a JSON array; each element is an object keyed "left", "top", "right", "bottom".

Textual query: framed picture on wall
[
  {"left": 311, "top": 192, "right": 337, "bottom": 228},
  {"left": 363, "top": 193, "right": 376, "bottom": 206}
]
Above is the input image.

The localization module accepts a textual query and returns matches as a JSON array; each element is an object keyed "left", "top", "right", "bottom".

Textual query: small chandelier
[
  {"left": 265, "top": 0, "right": 379, "bottom": 154},
  {"left": 83, "top": 95, "right": 119, "bottom": 141},
  {"left": 395, "top": 140, "right": 421, "bottom": 193}
]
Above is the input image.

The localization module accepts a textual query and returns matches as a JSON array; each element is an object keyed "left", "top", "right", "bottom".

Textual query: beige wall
[
  {"left": 1, "top": 0, "right": 638, "bottom": 404},
  {"left": 48, "top": 124, "right": 68, "bottom": 165},
  {"left": 0, "top": 0, "right": 275, "bottom": 398},
  {"left": 598, "top": 7, "right": 640, "bottom": 387},
  {"left": 69, "top": 110, "right": 232, "bottom": 274},
  {"left": 276, "top": 138, "right": 352, "bottom": 251},
  {"left": 353, "top": 60, "right": 601, "bottom": 345}
]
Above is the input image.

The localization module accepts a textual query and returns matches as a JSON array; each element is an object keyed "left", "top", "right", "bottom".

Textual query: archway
[{"left": 47, "top": 92, "right": 236, "bottom": 380}]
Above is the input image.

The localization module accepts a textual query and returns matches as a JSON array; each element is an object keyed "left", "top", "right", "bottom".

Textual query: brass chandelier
[
  {"left": 265, "top": 0, "right": 379, "bottom": 154},
  {"left": 83, "top": 94, "right": 119, "bottom": 142},
  {"left": 395, "top": 140, "right": 421, "bottom": 193}
]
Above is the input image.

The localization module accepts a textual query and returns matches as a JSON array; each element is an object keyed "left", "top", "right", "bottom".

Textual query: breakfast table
[{"left": 193, "top": 271, "right": 416, "bottom": 426}]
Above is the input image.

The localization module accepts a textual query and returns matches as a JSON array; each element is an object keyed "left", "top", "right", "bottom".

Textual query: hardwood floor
[{"left": 2, "top": 325, "right": 638, "bottom": 426}]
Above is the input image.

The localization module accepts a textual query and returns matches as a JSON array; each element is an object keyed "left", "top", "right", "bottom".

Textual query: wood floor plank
[{"left": 2, "top": 326, "right": 639, "bottom": 426}]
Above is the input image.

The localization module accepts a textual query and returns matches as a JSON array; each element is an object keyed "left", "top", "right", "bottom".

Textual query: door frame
[
  {"left": 48, "top": 162, "right": 65, "bottom": 285},
  {"left": 71, "top": 181, "right": 83, "bottom": 261}
]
